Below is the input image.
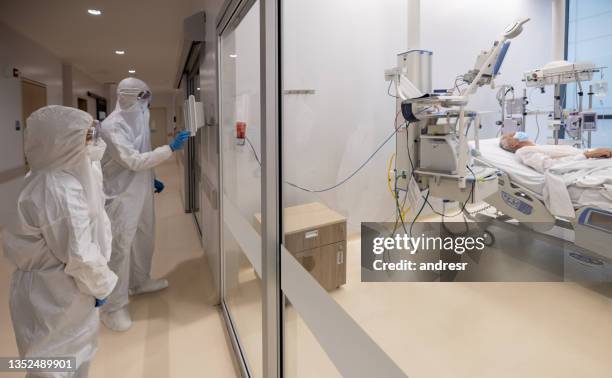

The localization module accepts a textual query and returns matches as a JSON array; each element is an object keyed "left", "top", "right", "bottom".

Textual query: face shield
[{"left": 118, "top": 88, "right": 152, "bottom": 111}]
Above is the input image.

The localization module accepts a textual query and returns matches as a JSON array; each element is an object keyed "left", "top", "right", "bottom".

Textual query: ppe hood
[{"left": 25, "top": 106, "right": 93, "bottom": 172}]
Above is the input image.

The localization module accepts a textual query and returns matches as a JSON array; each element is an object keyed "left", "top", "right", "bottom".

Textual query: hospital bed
[{"left": 470, "top": 138, "right": 612, "bottom": 261}]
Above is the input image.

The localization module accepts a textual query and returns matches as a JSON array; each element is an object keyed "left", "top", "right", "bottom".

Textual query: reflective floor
[
  {"left": 0, "top": 159, "right": 238, "bottom": 378},
  {"left": 2, "top": 161, "right": 611, "bottom": 378},
  {"left": 231, "top": 209, "right": 612, "bottom": 378},
  {"left": 334, "top": 235, "right": 612, "bottom": 378}
]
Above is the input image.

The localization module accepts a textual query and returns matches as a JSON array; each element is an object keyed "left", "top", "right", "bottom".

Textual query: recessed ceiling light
[
  {"left": 229, "top": 54, "right": 238, "bottom": 58},
  {"left": 115, "top": 50, "right": 125, "bottom": 55},
  {"left": 87, "top": 9, "right": 102, "bottom": 16},
  {"left": 128, "top": 69, "right": 136, "bottom": 74}
]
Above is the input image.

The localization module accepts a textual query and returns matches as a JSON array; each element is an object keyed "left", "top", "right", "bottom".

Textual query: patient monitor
[{"left": 387, "top": 19, "right": 529, "bottom": 205}]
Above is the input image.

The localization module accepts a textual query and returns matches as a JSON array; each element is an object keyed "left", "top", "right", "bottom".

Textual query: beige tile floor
[
  {"left": 227, "top": 209, "right": 612, "bottom": 378},
  {"left": 6, "top": 158, "right": 611, "bottom": 377},
  {"left": 0, "top": 159, "right": 238, "bottom": 378}
]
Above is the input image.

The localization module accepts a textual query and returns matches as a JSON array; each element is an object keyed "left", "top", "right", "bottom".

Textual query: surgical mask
[{"left": 514, "top": 131, "right": 529, "bottom": 141}]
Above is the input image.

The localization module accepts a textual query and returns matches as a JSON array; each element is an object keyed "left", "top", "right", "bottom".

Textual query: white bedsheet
[
  {"left": 472, "top": 138, "right": 545, "bottom": 194},
  {"left": 471, "top": 138, "right": 612, "bottom": 213}
]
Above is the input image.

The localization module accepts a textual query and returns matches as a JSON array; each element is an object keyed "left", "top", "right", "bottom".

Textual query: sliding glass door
[{"left": 219, "top": 1, "right": 263, "bottom": 376}]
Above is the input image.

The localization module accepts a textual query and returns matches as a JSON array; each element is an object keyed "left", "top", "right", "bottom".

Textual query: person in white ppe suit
[
  {"left": 88, "top": 128, "right": 113, "bottom": 266},
  {"left": 100, "top": 77, "right": 190, "bottom": 331},
  {"left": 2, "top": 105, "right": 118, "bottom": 377}
]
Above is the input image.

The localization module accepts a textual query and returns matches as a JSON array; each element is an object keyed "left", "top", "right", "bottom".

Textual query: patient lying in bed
[
  {"left": 499, "top": 132, "right": 612, "bottom": 174},
  {"left": 497, "top": 132, "right": 612, "bottom": 217}
]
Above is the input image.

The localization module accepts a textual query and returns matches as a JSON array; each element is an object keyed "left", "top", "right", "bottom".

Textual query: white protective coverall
[
  {"left": 100, "top": 78, "right": 172, "bottom": 314},
  {"left": 2, "top": 105, "right": 117, "bottom": 377},
  {"left": 88, "top": 139, "right": 112, "bottom": 261}
]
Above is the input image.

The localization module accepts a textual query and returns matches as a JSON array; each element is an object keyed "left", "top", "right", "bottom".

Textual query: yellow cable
[{"left": 387, "top": 153, "right": 410, "bottom": 221}]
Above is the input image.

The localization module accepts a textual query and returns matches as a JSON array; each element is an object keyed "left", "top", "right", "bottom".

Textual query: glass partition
[
  {"left": 280, "top": 1, "right": 612, "bottom": 377},
  {"left": 219, "top": 1, "right": 263, "bottom": 376}
]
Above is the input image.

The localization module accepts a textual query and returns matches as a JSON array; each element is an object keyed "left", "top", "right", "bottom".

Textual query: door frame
[{"left": 216, "top": 0, "right": 281, "bottom": 377}]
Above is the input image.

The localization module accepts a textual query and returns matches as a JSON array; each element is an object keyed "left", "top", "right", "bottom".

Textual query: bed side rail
[
  {"left": 575, "top": 207, "right": 612, "bottom": 259},
  {"left": 482, "top": 171, "right": 556, "bottom": 232}
]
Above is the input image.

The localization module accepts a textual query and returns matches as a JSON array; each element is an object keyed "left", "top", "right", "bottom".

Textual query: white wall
[
  {"left": 0, "top": 21, "right": 108, "bottom": 228},
  {"left": 280, "top": 0, "right": 555, "bottom": 231},
  {"left": 0, "top": 21, "right": 109, "bottom": 116},
  {"left": 0, "top": 22, "right": 63, "bottom": 105},
  {"left": 282, "top": 0, "right": 409, "bottom": 230},
  {"left": 151, "top": 90, "right": 179, "bottom": 142},
  {"left": 421, "top": 0, "right": 554, "bottom": 141},
  {"left": 72, "top": 66, "right": 106, "bottom": 119}
]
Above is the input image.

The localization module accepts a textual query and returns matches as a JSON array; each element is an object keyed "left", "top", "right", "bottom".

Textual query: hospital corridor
[
  {"left": 0, "top": 159, "right": 238, "bottom": 378},
  {"left": 1, "top": 0, "right": 612, "bottom": 377}
]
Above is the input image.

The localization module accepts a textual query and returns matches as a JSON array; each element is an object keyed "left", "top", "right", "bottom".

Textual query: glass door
[
  {"left": 219, "top": 1, "right": 263, "bottom": 376},
  {"left": 186, "top": 67, "right": 202, "bottom": 233}
]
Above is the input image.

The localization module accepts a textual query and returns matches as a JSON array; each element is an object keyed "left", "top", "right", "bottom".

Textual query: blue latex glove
[
  {"left": 169, "top": 130, "right": 190, "bottom": 151},
  {"left": 95, "top": 298, "right": 107, "bottom": 308},
  {"left": 154, "top": 179, "right": 165, "bottom": 193}
]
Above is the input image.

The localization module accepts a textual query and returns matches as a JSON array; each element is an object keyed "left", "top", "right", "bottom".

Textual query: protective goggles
[
  {"left": 86, "top": 120, "right": 101, "bottom": 144},
  {"left": 137, "top": 90, "right": 152, "bottom": 102}
]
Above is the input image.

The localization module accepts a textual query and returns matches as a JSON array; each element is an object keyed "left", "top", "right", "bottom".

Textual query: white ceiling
[{"left": 0, "top": 0, "right": 197, "bottom": 92}]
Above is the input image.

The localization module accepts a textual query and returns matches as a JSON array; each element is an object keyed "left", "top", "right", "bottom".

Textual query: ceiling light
[
  {"left": 128, "top": 69, "right": 136, "bottom": 74},
  {"left": 87, "top": 9, "right": 102, "bottom": 16},
  {"left": 115, "top": 50, "right": 125, "bottom": 55},
  {"left": 197, "top": 87, "right": 201, "bottom": 91},
  {"left": 229, "top": 54, "right": 238, "bottom": 58}
]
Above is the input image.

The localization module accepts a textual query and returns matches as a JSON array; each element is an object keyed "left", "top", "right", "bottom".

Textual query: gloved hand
[
  {"left": 169, "top": 130, "right": 190, "bottom": 151},
  {"left": 95, "top": 298, "right": 107, "bottom": 308},
  {"left": 154, "top": 179, "right": 165, "bottom": 193}
]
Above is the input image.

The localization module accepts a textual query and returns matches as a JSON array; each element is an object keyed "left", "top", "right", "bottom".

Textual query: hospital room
[{"left": 1, "top": 0, "right": 611, "bottom": 377}]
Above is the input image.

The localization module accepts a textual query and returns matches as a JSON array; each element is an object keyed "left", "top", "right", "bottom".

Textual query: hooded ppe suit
[
  {"left": 2, "top": 105, "right": 118, "bottom": 377},
  {"left": 100, "top": 78, "right": 173, "bottom": 315},
  {"left": 88, "top": 139, "right": 112, "bottom": 262}
]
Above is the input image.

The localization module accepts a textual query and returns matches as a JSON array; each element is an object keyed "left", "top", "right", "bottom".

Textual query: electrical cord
[
  {"left": 245, "top": 137, "right": 261, "bottom": 166},
  {"left": 244, "top": 112, "right": 406, "bottom": 194},
  {"left": 385, "top": 173, "right": 410, "bottom": 264},
  {"left": 409, "top": 189, "right": 430, "bottom": 239},
  {"left": 427, "top": 166, "right": 476, "bottom": 218},
  {"left": 454, "top": 75, "right": 468, "bottom": 95},
  {"left": 285, "top": 111, "right": 404, "bottom": 193},
  {"left": 387, "top": 79, "right": 399, "bottom": 99}
]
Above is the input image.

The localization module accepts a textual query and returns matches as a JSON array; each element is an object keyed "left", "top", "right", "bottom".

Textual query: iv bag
[{"left": 593, "top": 80, "right": 608, "bottom": 97}]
